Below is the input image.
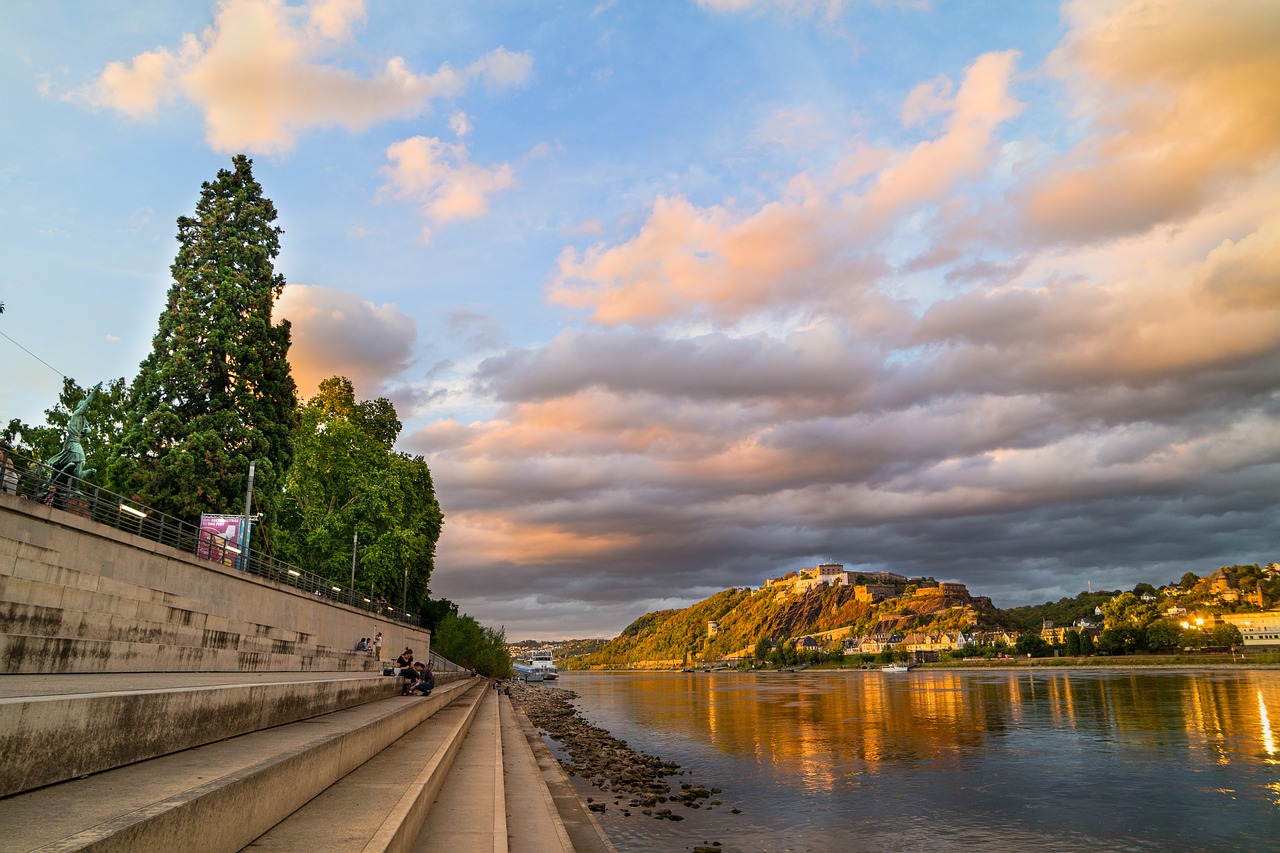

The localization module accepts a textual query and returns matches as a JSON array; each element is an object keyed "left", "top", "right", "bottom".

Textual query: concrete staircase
[{"left": 0, "top": 673, "right": 616, "bottom": 852}]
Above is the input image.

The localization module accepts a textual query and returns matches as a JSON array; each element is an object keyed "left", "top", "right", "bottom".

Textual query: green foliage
[
  {"left": 1100, "top": 592, "right": 1160, "bottom": 630},
  {"left": 1002, "top": 591, "right": 1114, "bottom": 633},
  {"left": 1144, "top": 618, "right": 1184, "bottom": 652},
  {"left": 1064, "top": 629, "right": 1082, "bottom": 656},
  {"left": 273, "top": 377, "right": 442, "bottom": 610},
  {"left": 419, "top": 597, "right": 459, "bottom": 632},
  {"left": 111, "top": 155, "right": 297, "bottom": 522},
  {"left": 753, "top": 635, "right": 772, "bottom": 661},
  {"left": 1179, "top": 572, "right": 1200, "bottom": 589},
  {"left": 432, "top": 613, "right": 512, "bottom": 677},
  {"left": 1098, "top": 625, "right": 1146, "bottom": 655},
  {"left": 1210, "top": 623, "right": 1243, "bottom": 648},
  {"left": 1014, "top": 632, "right": 1051, "bottom": 657}
]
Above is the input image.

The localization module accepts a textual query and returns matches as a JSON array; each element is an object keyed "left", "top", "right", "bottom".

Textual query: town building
[{"left": 1220, "top": 612, "right": 1280, "bottom": 647}]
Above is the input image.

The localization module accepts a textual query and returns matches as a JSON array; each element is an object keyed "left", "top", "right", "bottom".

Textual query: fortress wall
[{"left": 0, "top": 492, "right": 431, "bottom": 673}]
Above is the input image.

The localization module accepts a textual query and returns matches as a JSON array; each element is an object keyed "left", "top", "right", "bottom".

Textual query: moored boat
[
  {"left": 882, "top": 662, "right": 915, "bottom": 672},
  {"left": 531, "top": 649, "right": 558, "bottom": 680}
]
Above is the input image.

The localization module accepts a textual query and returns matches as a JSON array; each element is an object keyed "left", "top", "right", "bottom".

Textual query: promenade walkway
[{"left": 0, "top": 672, "right": 615, "bottom": 852}]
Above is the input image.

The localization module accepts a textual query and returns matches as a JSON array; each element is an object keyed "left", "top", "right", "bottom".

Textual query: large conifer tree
[{"left": 112, "top": 155, "right": 297, "bottom": 521}]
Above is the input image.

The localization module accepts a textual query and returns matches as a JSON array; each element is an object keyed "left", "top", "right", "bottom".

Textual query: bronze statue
[{"left": 40, "top": 383, "right": 101, "bottom": 500}]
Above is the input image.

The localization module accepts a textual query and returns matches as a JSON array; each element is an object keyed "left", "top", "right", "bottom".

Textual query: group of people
[
  {"left": 353, "top": 631, "right": 383, "bottom": 658},
  {"left": 393, "top": 647, "right": 434, "bottom": 696}
]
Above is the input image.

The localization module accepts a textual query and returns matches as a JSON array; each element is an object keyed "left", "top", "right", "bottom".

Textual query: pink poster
[{"left": 198, "top": 514, "right": 243, "bottom": 565}]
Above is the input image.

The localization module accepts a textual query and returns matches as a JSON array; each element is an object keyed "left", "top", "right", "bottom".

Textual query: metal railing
[{"left": 0, "top": 447, "right": 421, "bottom": 627}]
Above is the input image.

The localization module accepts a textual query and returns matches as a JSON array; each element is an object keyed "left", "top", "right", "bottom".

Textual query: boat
[
  {"left": 513, "top": 661, "right": 545, "bottom": 682},
  {"left": 530, "top": 649, "right": 558, "bottom": 680},
  {"left": 882, "top": 663, "right": 915, "bottom": 672}
]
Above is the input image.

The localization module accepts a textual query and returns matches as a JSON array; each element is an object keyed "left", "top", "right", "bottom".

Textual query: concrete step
[
  {"left": 0, "top": 676, "right": 481, "bottom": 852},
  {"left": 499, "top": 693, "right": 616, "bottom": 853},
  {"left": 411, "top": 687, "right": 508, "bottom": 853},
  {"left": 0, "top": 671, "right": 404, "bottom": 798},
  {"left": 244, "top": 682, "right": 489, "bottom": 853}
]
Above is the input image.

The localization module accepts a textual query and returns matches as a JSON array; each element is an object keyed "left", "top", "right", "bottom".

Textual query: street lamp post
[
  {"left": 239, "top": 460, "right": 256, "bottom": 572},
  {"left": 349, "top": 529, "right": 358, "bottom": 594}
]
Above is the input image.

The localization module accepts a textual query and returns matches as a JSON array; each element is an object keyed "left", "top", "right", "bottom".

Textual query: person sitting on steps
[{"left": 394, "top": 648, "right": 413, "bottom": 675}]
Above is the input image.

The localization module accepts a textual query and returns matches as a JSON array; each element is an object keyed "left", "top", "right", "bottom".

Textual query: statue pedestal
[{"left": 65, "top": 493, "right": 93, "bottom": 519}]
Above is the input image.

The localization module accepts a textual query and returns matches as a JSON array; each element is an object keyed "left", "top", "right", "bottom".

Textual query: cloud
[
  {"left": 1023, "top": 0, "right": 1280, "bottom": 242},
  {"left": 548, "top": 51, "right": 1020, "bottom": 327},
  {"left": 276, "top": 283, "right": 416, "bottom": 397},
  {"left": 378, "top": 136, "right": 515, "bottom": 238},
  {"left": 412, "top": 6, "right": 1280, "bottom": 637},
  {"left": 1193, "top": 219, "right": 1280, "bottom": 311},
  {"left": 80, "top": 0, "right": 532, "bottom": 154}
]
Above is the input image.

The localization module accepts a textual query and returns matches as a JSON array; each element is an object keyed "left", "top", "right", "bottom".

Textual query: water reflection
[{"left": 563, "top": 669, "right": 1280, "bottom": 851}]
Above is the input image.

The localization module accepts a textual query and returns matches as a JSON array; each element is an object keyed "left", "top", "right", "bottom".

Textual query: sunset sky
[{"left": 3, "top": 1, "right": 1278, "bottom": 639}]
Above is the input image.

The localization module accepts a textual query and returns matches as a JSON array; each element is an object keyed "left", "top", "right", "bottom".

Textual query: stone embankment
[{"left": 508, "top": 681, "right": 736, "bottom": 822}]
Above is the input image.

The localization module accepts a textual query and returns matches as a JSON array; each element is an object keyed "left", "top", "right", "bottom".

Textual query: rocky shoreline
[{"left": 506, "top": 681, "right": 736, "bottom": 825}]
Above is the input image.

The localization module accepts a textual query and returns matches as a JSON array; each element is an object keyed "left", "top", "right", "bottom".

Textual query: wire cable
[{"left": 0, "top": 328, "right": 68, "bottom": 379}]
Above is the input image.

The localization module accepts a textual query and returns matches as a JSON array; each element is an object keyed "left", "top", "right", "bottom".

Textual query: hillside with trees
[{"left": 569, "top": 562, "right": 1277, "bottom": 668}]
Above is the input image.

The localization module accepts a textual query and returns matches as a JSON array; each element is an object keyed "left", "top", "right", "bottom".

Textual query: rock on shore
[{"left": 507, "top": 681, "right": 729, "bottom": 820}]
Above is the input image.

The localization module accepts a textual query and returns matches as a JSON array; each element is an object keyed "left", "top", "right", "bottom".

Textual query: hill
[
  {"left": 575, "top": 576, "right": 1002, "bottom": 669},
  {"left": 570, "top": 562, "right": 1279, "bottom": 668}
]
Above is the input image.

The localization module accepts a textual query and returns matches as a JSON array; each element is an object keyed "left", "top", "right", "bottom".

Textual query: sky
[{"left": 2, "top": 0, "right": 1278, "bottom": 640}]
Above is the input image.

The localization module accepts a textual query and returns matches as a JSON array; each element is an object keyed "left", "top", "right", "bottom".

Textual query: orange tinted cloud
[
  {"left": 378, "top": 136, "right": 515, "bottom": 237},
  {"left": 277, "top": 283, "right": 416, "bottom": 398},
  {"left": 548, "top": 52, "right": 1020, "bottom": 326},
  {"left": 83, "top": 0, "right": 532, "bottom": 154},
  {"left": 1025, "top": 0, "right": 1280, "bottom": 241}
]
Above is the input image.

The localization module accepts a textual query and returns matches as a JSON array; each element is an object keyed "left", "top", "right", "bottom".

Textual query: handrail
[{"left": 0, "top": 447, "right": 421, "bottom": 627}]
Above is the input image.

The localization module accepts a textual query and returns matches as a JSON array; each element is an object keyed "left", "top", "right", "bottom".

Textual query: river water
[{"left": 553, "top": 669, "right": 1280, "bottom": 852}]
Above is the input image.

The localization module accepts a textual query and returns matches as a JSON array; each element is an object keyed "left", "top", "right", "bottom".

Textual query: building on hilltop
[{"left": 856, "top": 583, "right": 897, "bottom": 603}]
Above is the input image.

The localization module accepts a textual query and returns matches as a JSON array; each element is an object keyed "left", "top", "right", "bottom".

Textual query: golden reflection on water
[{"left": 599, "top": 670, "right": 1280, "bottom": 799}]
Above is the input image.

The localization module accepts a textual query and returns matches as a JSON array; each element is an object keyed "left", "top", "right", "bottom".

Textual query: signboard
[{"left": 198, "top": 513, "right": 243, "bottom": 565}]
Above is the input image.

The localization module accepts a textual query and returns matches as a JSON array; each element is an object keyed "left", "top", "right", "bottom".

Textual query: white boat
[
  {"left": 531, "top": 649, "right": 558, "bottom": 680},
  {"left": 882, "top": 663, "right": 915, "bottom": 672},
  {"left": 513, "top": 661, "right": 545, "bottom": 682}
]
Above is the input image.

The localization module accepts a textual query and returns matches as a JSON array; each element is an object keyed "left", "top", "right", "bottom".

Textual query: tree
[
  {"left": 1144, "top": 618, "right": 1184, "bottom": 652},
  {"left": 1179, "top": 572, "right": 1200, "bottom": 590},
  {"left": 1100, "top": 593, "right": 1160, "bottom": 631},
  {"left": 111, "top": 155, "right": 297, "bottom": 522},
  {"left": 1209, "top": 623, "right": 1243, "bottom": 648},
  {"left": 1064, "top": 629, "right": 1082, "bottom": 656},
  {"left": 432, "top": 613, "right": 512, "bottom": 677},
  {"left": 753, "top": 635, "right": 772, "bottom": 661},
  {"left": 273, "top": 376, "right": 442, "bottom": 609},
  {"left": 1132, "top": 582, "right": 1157, "bottom": 598},
  {"left": 1079, "top": 631, "right": 1095, "bottom": 655},
  {"left": 1014, "top": 632, "right": 1050, "bottom": 657},
  {"left": 420, "top": 598, "right": 459, "bottom": 632}
]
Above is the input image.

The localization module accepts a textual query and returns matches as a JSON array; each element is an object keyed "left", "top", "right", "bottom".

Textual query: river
[{"left": 552, "top": 668, "right": 1280, "bottom": 852}]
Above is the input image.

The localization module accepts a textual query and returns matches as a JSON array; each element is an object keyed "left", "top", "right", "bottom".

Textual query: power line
[{"left": 0, "top": 328, "right": 68, "bottom": 380}]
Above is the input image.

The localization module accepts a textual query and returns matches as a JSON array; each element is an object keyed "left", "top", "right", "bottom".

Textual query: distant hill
[
  {"left": 574, "top": 577, "right": 1003, "bottom": 669},
  {"left": 509, "top": 637, "right": 610, "bottom": 661},
  {"left": 568, "top": 562, "right": 1279, "bottom": 668}
]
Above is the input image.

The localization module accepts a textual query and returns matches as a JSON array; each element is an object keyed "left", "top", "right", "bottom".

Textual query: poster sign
[{"left": 198, "top": 514, "right": 243, "bottom": 565}]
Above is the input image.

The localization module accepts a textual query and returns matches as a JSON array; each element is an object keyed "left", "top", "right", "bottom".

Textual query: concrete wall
[{"left": 0, "top": 492, "right": 431, "bottom": 673}]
